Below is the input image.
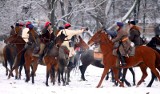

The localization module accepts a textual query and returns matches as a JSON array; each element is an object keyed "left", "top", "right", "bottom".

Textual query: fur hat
[
  {"left": 116, "top": 22, "right": 124, "bottom": 27},
  {"left": 129, "top": 21, "right": 136, "bottom": 25},
  {"left": 26, "top": 21, "right": 31, "bottom": 28},
  {"left": 59, "top": 26, "right": 64, "bottom": 30},
  {"left": 28, "top": 24, "right": 34, "bottom": 30}
]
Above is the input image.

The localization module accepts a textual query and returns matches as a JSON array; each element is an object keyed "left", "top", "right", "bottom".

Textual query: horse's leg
[
  {"left": 15, "top": 67, "right": 19, "bottom": 79},
  {"left": 105, "top": 69, "right": 111, "bottom": 80},
  {"left": 24, "top": 60, "right": 31, "bottom": 82},
  {"left": 122, "top": 68, "right": 132, "bottom": 87},
  {"left": 137, "top": 65, "right": 148, "bottom": 86},
  {"left": 112, "top": 68, "right": 124, "bottom": 87},
  {"left": 79, "top": 65, "right": 88, "bottom": 81},
  {"left": 129, "top": 67, "right": 136, "bottom": 86},
  {"left": 120, "top": 68, "right": 129, "bottom": 86},
  {"left": 3, "top": 46, "right": 9, "bottom": 76},
  {"left": 51, "top": 64, "right": 55, "bottom": 85},
  {"left": 14, "top": 54, "right": 22, "bottom": 79},
  {"left": 3, "top": 54, "right": 8, "bottom": 76},
  {"left": 46, "top": 63, "right": 51, "bottom": 86},
  {"left": 18, "top": 65, "right": 23, "bottom": 79},
  {"left": 66, "top": 67, "right": 72, "bottom": 85},
  {"left": 147, "top": 71, "right": 156, "bottom": 87},
  {"left": 61, "top": 70, "right": 65, "bottom": 86},
  {"left": 58, "top": 69, "right": 61, "bottom": 85},
  {"left": 31, "top": 59, "right": 38, "bottom": 84},
  {"left": 96, "top": 67, "right": 110, "bottom": 88}
]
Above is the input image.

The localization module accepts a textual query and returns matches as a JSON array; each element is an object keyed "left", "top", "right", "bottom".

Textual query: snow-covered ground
[{"left": 0, "top": 63, "right": 159, "bottom": 94}]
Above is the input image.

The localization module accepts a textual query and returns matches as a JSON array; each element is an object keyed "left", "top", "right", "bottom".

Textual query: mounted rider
[
  {"left": 112, "top": 22, "right": 131, "bottom": 66},
  {"left": 57, "top": 23, "right": 87, "bottom": 67},
  {"left": 147, "top": 24, "right": 160, "bottom": 53},
  {"left": 21, "top": 21, "right": 31, "bottom": 42},
  {"left": 128, "top": 20, "right": 144, "bottom": 46},
  {"left": 38, "top": 21, "right": 56, "bottom": 63},
  {"left": 27, "top": 24, "right": 40, "bottom": 55},
  {"left": 10, "top": 22, "right": 24, "bottom": 36}
]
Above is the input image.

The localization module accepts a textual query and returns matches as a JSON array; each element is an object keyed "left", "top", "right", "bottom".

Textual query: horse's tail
[
  {"left": 92, "top": 59, "right": 104, "bottom": 68},
  {"left": 154, "top": 50, "right": 160, "bottom": 71}
]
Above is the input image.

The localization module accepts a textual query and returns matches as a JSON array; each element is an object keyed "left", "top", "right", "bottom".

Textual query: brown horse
[
  {"left": 74, "top": 35, "right": 136, "bottom": 86},
  {"left": 5, "top": 34, "right": 26, "bottom": 79},
  {"left": 88, "top": 29, "right": 160, "bottom": 88}
]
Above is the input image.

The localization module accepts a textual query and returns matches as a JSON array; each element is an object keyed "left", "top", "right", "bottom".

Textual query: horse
[
  {"left": 43, "top": 32, "right": 67, "bottom": 86},
  {"left": 3, "top": 44, "right": 17, "bottom": 76},
  {"left": 146, "top": 36, "right": 160, "bottom": 87},
  {"left": 88, "top": 29, "right": 160, "bottom": 88},
  {"left": 73, "top": 35, "right": 135, "bottom": 86},
  {"left": 5, "top": 34, "right": 26, "bottom": 79}
]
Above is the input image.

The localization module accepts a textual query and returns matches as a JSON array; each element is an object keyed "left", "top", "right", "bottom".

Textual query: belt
[{"left": 122, "top": 37, "right": 129, "bottom": 42}]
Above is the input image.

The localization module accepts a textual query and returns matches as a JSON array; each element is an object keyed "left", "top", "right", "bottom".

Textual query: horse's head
[
  {"left": 55, "top": 32, "right": 67, "bottom": 47},
  {"left": 88, "top": 28, "right": 112, "bottom": 46},
  {"left": 5, "top": 34, "right": 26, "bottom": 44},
  {"left": 75, "top": 36, "right": 89, "bottom": 50}
]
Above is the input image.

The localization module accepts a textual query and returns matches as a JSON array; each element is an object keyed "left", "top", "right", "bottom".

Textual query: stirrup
[{"left": 32, "top": 53, "right": 39, "bottom": 57}]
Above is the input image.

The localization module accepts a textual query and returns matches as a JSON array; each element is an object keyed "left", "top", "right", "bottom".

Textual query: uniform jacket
[
  {"left": 22, "top": 28, "right": 29, "bottom": 42},
  {"left": 112, "top": 27, "right": 131, "bottom": 56}
]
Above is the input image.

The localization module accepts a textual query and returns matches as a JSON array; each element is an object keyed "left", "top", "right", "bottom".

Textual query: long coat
[
  {"left": 147, "top": 36, "right": 160, "bottom": 53},
  {"left": 112, "top": 28, "right": 131, "bottom": 56},
  {"left": 57, "top": 29, "right": 84, "bottom": 57},
  {"left": 129, "top": 26, "right": 143, "bottom": 46}
]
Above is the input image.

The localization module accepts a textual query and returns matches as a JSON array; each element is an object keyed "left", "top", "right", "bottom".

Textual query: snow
[{"left": 0, "top": 63, "right": 160, "bottom": 94}]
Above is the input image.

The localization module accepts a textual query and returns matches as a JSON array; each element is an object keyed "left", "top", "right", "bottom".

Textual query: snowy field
[{"left": 0, "top": 63, "right": 160, "bottom": 94}]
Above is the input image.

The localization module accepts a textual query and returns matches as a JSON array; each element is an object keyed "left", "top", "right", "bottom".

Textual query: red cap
[
  {"left": 44, "top": 21, "right": 51, "bottom": 27},
  {"left": 64, "top": 23, "right": 71, "bottom": 29},
  {"left": 19, "top": 22, "right": 24, "bottom": 26},
  {"left": 26, "top": 21, "right": 31, "bottom": 28}
]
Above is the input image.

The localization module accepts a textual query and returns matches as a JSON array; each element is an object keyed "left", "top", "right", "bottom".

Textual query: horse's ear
[{"left": 11, "top": 25, "right": 14, "bottom": 29}]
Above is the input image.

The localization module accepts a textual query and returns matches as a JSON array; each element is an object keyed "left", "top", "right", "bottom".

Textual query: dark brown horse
[
  {"left": 88, "top": 29, "right": 160, "bottom": 88},
  {"left": 5, "top": 34, "right": 26, "bottom": 79},
  {"left": 43, "top": 32, "right": 67, "bottom": 86},
  {"left": 3, "top": 44, "right": 17, "bottom": 76}
]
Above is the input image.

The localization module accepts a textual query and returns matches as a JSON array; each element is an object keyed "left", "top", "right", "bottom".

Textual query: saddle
[{"left": 113, "top": 46, "right": 135, "bottom": 56}]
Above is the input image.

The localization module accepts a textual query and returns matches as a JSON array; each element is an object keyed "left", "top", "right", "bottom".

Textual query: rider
[
  {"left": 38, "top": 21, "right": 55, "bottom": 63},
  {"left": 147, "top": 24, "right": 160, "bottom": 53},
  {"left": 128, "top": 20, "right": 144, "bottom": 46},
  {"left": 22, "top": 21, "right": 31, "bottom": 42},
  {"left": 112, "top": 22, "right": 131, "bottom": 66},
  {"left": 10, "top": 22, "right": 24, "bottom": 36},
  {"left": 57, "top": 23, "right": 87, "bottom": 68},
  {"left": 27, "top": 24, "right": 40, "bottom": 55}
]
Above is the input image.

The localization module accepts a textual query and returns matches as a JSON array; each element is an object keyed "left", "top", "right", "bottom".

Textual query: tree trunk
[{"left": 108, "top": 0, "right": 140, "bottom": 30}]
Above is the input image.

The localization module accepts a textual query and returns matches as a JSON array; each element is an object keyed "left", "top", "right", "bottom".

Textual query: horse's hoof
[
  {"left": 147, "top": 85, "right": 151, "bottom": 87},
  {"left": 66, "top": 82, "right": 69, "bottom": 85},
  {"left": 119, "top": 84, "right": 124, "bottom": 87},
  {"left": 46, "top": 83, "right": 49, "bottom": 86},
  {"left": 96, "top": 85, "right": 100, "bottom": 88}
]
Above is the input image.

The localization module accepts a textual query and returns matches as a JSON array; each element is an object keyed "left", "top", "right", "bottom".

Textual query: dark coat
[
  {"left": 129, "top": 26, "right": 143, "bottom": 46},
  {"left": 147, "top": 36, "right": 160, "bottom": 53},
  {"left": 40, "top": 29, "right": 52, "bottom": 44},
  {"left": 28, "top": 29, "right": 39, "bottom": 44},
  {"left": 112, "top": 28, "right": 131, "bottom": 56}
]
